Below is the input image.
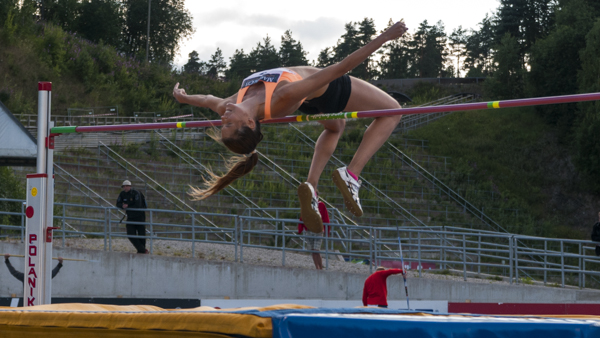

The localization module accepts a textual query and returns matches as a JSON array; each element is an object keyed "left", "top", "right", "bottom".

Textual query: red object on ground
[
  {"left": 362, "top": 269, "right": 404, "bottom": 307},
  {"left": 25, "top": 206, "right": 34, "bottom": 218},
  {"left": 449, "top": 302, "right": 600, "bottom": 315}
]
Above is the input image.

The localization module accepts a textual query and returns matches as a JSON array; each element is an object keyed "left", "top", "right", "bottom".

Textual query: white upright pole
[{"left": 24, "top": 82, "right": 54, "bottom": 306}]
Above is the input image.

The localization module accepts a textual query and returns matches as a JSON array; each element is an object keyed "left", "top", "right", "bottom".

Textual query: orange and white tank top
[{"left": 237, "top": 68, "right": 304, "bottom": 121}]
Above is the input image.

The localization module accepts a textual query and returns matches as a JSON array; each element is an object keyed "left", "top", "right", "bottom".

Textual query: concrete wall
[{"left": 1, "top": 242, "right": 599, "bottom": 303}]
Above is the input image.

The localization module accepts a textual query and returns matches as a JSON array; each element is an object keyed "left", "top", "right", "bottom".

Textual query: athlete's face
[{"left": 221, "top": 102, "right": 256, "bottom": 139}]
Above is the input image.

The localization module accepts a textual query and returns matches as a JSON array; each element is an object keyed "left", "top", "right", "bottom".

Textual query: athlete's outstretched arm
[
  {"left": 172, "top": 83, "right": 233, "bottom": 116},
  {"left": 281, "top": 21, "right": 407, "bottom": 103}
]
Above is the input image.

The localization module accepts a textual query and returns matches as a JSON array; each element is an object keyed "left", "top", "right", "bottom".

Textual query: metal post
[
  {"left": 240, "top": 217, "right": 244, "bottom": 263},
  {"left": 514, "top": 237, "right": 519, "bottom": 284},
  {"left": 578, "top": 243, "right": 582, "bottom": 289},
  {"left": 369, "top": 228, "right": 373, "bottom": 273},
  {"left": 149, "top": 210, "right": 153, "bottom": 254},
  {"left": 509, "top": 236, "right": 513, "bottom": 285},
  {"left": 418, "top": 231, "right": 421, "bottom": 278},
  {"left": 282, "top": 222, "right": 286, "bottom": 267},
  {"left": 234, "top": 216, "right": 238, "bottom": 262},
  {"left": 103, "top": 208, "right": 107, "bottom": 250},
  {"left": 561, "top": 240, "right": 565, "bottom": 288},
  {"left": 191, "top": 215, "right": 195, "bottom": 258},
  {"left": 325, "top": 229, "right": 329, "bottom": 270},
  {"left": 477, "top": 235, "right": 481, "bottom": 275},
  {"left": 544, "top": 240, "right": 547, "bottom": 285},
  {"left": 463, "top": 234, "right": 467, "bottom": 281}
]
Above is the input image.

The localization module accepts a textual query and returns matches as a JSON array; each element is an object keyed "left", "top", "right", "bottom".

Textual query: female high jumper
[{"left": 173, "top": 21, "right": 407, "bottom": 233}]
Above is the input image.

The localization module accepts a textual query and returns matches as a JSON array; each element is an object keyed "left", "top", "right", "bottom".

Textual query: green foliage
[
  {"left": 408, "top": 20, "right": 448, "bottom": 78},
  {"left": 409, "top": 107, "right": 552, "bottom": 235},
  {"left": 121, "top": 0, "right": 193, "bottom": 63},
  {"left": 37, "top": 24, "right": 67, "bottom": 75},
  {"left": 573, "top": 18, "right": 600, "bottom": 192},
  {"left": 1, "top": 3, "right": 17, "bottom": 44},
  {"left": 528, "top": 0, "right": 597, "bottom": 132},
  {"left": 484, "top": 33, "right": 525, "bottom": 99}
]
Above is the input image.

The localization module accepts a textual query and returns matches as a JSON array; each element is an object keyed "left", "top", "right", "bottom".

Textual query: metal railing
[{"left": 3, "top": 200, "right": 596, "bottom": 289}]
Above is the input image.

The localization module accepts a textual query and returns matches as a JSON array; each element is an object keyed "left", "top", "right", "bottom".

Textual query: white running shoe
[
  {"left": 332, "top": 167, "right": 363, "bottom": 217},
  {"left": 297, "top": 182, "right": 323, "bottom": 233}
]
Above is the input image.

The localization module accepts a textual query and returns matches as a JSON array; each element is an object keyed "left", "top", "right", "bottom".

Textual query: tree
[
  {"left": 484, "top": 33, "right": 525, "bottom": 99},
  {"left": 463, "top": 14, "right": 496, "bottom": 77},
  {"left": 528, "top": 0, "right": 597, "bottom": 129},
  {"left": 121, "top": 0, "right": 193, "bottom": 64},
  {"left": 183, "top": 50, "right": 206, "bottom": 75},
  {"left": 226, "top": 49, "right": 254, "bottom": 80},
  {"left": 315, "top": 47, "right": 333, "bottom": 67},
  {"left": 574, "top": 18, "right": 600, "bottom": 190},
  {"left": 449, "top": 26, "right": 467, "bottom": 77},
  {"left": 77, "top": 0, "right": 122, "bottom": 47},
  {"left": 249, "top": 35, "right": 280, "bottom": 71},
  {"left": 409, "top": 20, "right": 448, "bottom": 78},
  {"left": 494, "top": 0, "right": 555, "bottom": 63},
  {"left": 279, "top": 30, "right": 308, "bottom": 66},
  {"left": 0, "top": 0, "right": 18, "bottom": 24},
  {"left": 331, "top": 18, "right": 378, "bottom": 79},
  {"left": 378, "top": 19, "right": 414, "bottom": 79},
  {"left": 332, "top": 21, "right": 360, "bottom": 63},
  {"left": 207, "top": 47, "right": 226, "bottom": 79},
  {"left": 39, "top": 0, "right": 80, "bottom": 31}
]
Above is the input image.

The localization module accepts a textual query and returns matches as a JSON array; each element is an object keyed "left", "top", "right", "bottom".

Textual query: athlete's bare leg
[
  {"left": 306, "top": 119, "right": 346, "bottom": 189},
  {"left": 343, "top": 77, "right": 402, "bottom": 176}
]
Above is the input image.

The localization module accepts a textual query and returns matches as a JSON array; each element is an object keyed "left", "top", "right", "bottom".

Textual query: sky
[{"left": 174, "top": 0, "right": 500, "bottom": 69}]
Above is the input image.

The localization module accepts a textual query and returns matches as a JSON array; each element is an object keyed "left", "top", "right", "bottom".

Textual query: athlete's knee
[
  {"left": 324, "top": 119, "right": 346, "bottom": 134},
  {"left": 375, "top": 114, "right": 402, "bottom": 125}
]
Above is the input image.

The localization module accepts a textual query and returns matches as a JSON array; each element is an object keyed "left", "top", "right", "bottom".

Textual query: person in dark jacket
[
  {"left": 362, "top": 266, "right": 404, "bottom": 308},
  {"left": 4, "top": 254, "right": 63, "bottom": 283},
  {"left": 116, "top": 180, "right": 148, "bottom": 254}
]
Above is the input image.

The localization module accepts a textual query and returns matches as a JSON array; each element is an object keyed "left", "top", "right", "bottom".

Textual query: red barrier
[{"left": 449, "top": 302, "right": 600, "bottom": 315}]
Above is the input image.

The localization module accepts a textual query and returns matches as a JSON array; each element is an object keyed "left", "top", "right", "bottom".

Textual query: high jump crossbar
[{"left": 50, "top": 92, "right": 600, "bottom": 134}]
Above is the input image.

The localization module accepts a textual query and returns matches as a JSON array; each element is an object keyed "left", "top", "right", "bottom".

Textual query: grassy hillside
[{"left": 409, "top": 107, "right": 598, "bottom": 239}]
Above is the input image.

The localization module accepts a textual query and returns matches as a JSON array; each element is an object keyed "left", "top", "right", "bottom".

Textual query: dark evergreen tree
[
  {"left": 484, "top": 33, "right": 525, "bottom": 99},
  {"left": 449, "top": 26, "right": 467, "bottom": 77},
  {"left": 378, "top": 19, "right": 414, "bottom": 79},
  {"left": 279, "top": 30, "right": 308, "bottom": 66},
  {"left": 315, "top": 47, "right": 334, "bottom": 67},
  {"left": 183, "top": 50, "right": 206, "bottom": 75},
  {"left": 463, "top": 14, "right": 495, "bottom": 77},
  {"left": 574, "top": 18, "right": 600, "bottom": 191},
  {"left": 226, "top": 49, "right": 254, "bottom": 79},
  {"left": 332, "top": 21, "right": 360, "bottom": 63},
  {"left": 528, "top": 0, "right": 597, "bottom": 129},
  {"left": 207, "top": 47, "right": 226, "bottom": 79},
  {"left": 409, "top": 20, "right": 448, "bottom": 78},
  {"left": 249, "top": 35, "right": 280, "bottom": 71},
  {"left": 494, "top": 0, "right": 554, "bottom": 62}
]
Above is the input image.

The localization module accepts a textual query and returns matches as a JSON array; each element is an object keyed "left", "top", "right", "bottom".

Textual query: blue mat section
[{"left": 263, "top": 309, "right": 600, "bottom": 338}]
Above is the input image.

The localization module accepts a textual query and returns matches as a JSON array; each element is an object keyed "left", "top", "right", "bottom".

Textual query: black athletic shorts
[{"left": 298, "top": 74, "right": 352, "bottom": 115}]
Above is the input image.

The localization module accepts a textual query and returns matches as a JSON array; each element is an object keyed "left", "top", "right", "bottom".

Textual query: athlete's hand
[
  {"left": 173, "top": 83, "right": 188, "bottom": 103},
  {"left": 383, "top": 21, "right": 408, "bottom": 41}
]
